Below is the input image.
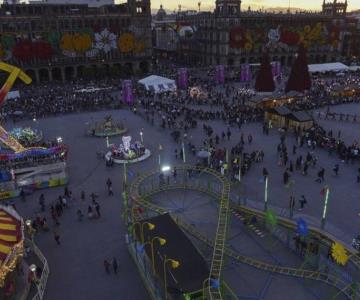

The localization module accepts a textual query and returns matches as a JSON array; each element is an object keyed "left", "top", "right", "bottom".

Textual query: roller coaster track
[
  {"left": 130, "top": 166, "right": 230, "bottom": 300},
  {"left": 129, "top": 166, "right": 359, "bottom": 300}
]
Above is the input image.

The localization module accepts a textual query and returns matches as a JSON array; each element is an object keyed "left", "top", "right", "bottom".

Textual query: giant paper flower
[
  {"left": 33, "top": 41, "right": 53, "bottom": 60},
  {"left": 94, "top": 29, "right": 117, "bottom": 53},
  {"left": 118, "top": 33, "right": 135, "bottom": 53},
  {"left": 229, "top": 27, "right": 247, "bottom": 49},
  {"left": 13, "top": 40, "right": 33, "bottom": 61},
  {"left": 60, "top": 33, "right": 74, "bottom": 51},
  {"left": 134, "top": 40, "right": 145, "bottom": 53},
  {"left": 331, "top": 242, "right": 349, "bottom": 266},
  {"left": 73, "top": 33, "right": 92, "bottom": 53}
]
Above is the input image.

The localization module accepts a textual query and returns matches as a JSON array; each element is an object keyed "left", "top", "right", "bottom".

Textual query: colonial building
[
  {"left": 0, "top": 0, "right": 152, "bottom": 82},
  {"left": 152, "top": 5, "right": 177, "bottom": 58},
  {"left": 176, "top": 0, "right": 349, "bottom": 67}
]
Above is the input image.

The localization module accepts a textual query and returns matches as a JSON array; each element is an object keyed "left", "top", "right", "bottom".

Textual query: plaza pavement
[{"left": 7, "top": 103, "right": 359, "bottom": 300}]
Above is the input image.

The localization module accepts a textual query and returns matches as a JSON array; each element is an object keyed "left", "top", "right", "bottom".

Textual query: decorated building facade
[
  {"left": 176, "top": 0, "right": 349, "bottom": 67},
  {"left": 0, "top": 0, "right": 152, "bottom": 82}
]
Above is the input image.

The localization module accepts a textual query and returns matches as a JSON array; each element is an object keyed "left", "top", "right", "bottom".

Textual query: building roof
[
  {"left": 308, "top": 62, "right": 349, "bottom": 73},
  {"left": 268, "top": 106, "right": 292, "bottom": 116},
  {"left": 288, "top": 111, "right": 313, "bottom": 122},
  {"left": 138, "top": 213, "right": 209, "bottom": 294}
]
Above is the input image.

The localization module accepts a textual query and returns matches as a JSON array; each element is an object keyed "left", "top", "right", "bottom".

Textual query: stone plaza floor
[{"left": 7, "top": 103, "right": 359, "bottom": 300}]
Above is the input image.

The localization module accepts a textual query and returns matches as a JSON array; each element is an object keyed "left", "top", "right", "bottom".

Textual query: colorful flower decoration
[
  {"left": 331, "top": 242, "right": 349, "bottom": 266},
  {"left": 229, "top": 27, "right": 247, "bottom": 49},
  {"left": 94, "top": 29, "right": 117, "bottom": 53},
  {"left": 280, "top": 29, "right": 300, "bottom": 46},
  {"left": 134, "top": 40, "right": 145, "bottom": 53},
  {"left": 118, "top": 33, "right": 135, "bottom": 53},
  {"left": 12, "top": 40, "right": 33, "bottom": 61},
  {"left": 0, "top": 44, "right": 5, "bottom": 58},
  {"left": 33, "top": 41, "right": 52, "bottom": 60},
  {"left": 0, "top": 34, "right": 15, "bottom": 50},
  {"left": 60, "top": 33, "right": 74, "bottom": 51},
  {"left": 45, "top": 31, "right": 61, "bottom": 48},
  {"left": 73, "top": 33, "right": 92, "bottom": 53}
]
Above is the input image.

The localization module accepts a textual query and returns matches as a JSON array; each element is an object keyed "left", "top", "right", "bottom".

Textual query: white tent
[
  {"left": 138, "top": 75, "right": 176, "bottom": 93},
  {"left": 308, "top": 62, "right": 349, "bottom": 73}
]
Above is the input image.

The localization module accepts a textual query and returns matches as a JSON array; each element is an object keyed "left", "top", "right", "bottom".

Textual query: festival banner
[
  {"left": 245, "top": 64, "right": 251, "bottom": 81},
  {"left": 122, "top": 80, "right": 133, "bottom": 104},
  {"left": 177, "top": 68, "right": 188, "bottom": 89},
  {"left": 215, "top": 65, "right": 225, "bottom": 85},
  {"left": 240, "top": 64, "right": 246, "bottom": 82},
  {"left": 276, "top": 61, "right": 281, "bottom": 76}
]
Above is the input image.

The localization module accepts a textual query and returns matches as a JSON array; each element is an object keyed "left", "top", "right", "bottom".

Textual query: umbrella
[{"left": 197, "top": 150, "right": 211, "bottom": 158}]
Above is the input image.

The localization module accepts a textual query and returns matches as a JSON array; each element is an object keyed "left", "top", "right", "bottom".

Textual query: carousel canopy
[
  {"left": 138, "top": 75, "right": 176, "bottom": 93},
  {"left": 308, "top": 62, "right": 349, "bottom": 73}
]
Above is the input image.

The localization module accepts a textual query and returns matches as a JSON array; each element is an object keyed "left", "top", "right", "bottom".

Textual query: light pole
[
  {"left": 158, "top": 144, "right": 163, "bottom": 169},
  {"left": 163, "top": 255, "right": 180, "bottom": 300},
  {"left": 202, "top": 278, "right": 210, "bottom": 300},
  {"left": 144, "top": 237, "right": 166, "bottom": 274},
  {"left": 321, "top": 186, "right": 330, "bottom": 230},
  {"left": 264, "top": 176, "right": 269, "bottom": 211},
  {"left": 182, "top": 141, "right": 186, "bottom": 163},
  {"left": 140, "top": 130, "right": 143, "bottom": 144}
]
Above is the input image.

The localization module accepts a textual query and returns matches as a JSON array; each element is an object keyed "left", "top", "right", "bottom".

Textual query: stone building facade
[
  {"left": 176, "top": 0, "right": 349, "bottom": 67},
  {"left": 0, "top": 0, "right": 152, "bottom": 82}
]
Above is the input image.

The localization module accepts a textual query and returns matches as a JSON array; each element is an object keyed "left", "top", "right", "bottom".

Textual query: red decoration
[
  {"left": 255, "top": 52, "right": 275, "bottom": 92},
  {"left": 328, "top": 26, "right": 340, "bottom": 43},
  {"left": 285, "top": 45, "right": 311, "bottom": 93},
  {"left": 12, "top": 40, "right": 33, "bottom": 62},
  {"left": 33, "top": 41, "right": 53, "bottom": 60},
  {"left": 280, "top": 29, "right": 300, "bottom": 46},
  {"left": 229, "top": 27, "right": 247, "bottom": 49}
]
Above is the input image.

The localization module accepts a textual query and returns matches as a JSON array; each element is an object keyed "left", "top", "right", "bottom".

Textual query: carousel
[
  {"left": 0, "top": 62, "right": 68, "bottom": 200},
  {"left": 105, "top": 135, "right": 151, "bottom": 164},
  {"left": 0, "top": 205, "right": 24, "bottom": 299},
  {"left": 86, "top": 115, "right": 127, "bottom": 137},
  {"left": 9, "top": 127, "right": 43, "bottom": 147}
]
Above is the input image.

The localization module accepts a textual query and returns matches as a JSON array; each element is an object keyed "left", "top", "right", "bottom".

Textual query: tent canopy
[
  {"left": 308, "top": 62, "right": 349, "bottom": 73},
  {"left": 138, "top": 75, "right": 176, "bottom": 93}
]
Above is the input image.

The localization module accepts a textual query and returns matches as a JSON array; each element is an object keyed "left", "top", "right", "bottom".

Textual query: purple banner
[
  {"left": 276, "top": 61, "right": 281, "bottom": 76},
  {"left": 245, "top": 64, "right": 251, "bottom": 81},
  {"left": 122, "top": 80, "right": 133, "bottom": 104},
  {"left": 177, "top": 68, "right": 188, "bottom": 89},
  {"left": 240, "top": 64, "right": 251, "bottom": 82},
  {"left": 215, "top": 65, "right": 225, "bottom": 85}
]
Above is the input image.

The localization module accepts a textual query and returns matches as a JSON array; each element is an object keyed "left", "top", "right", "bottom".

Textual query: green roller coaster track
[{"left": 129, "top": 165, "right": 360, "bottom": 300}]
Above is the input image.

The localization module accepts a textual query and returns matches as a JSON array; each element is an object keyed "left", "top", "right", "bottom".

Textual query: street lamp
[
  {"left": 161, "top": 165, "right": 171, "bottom": 172},
  {"left": 158, "top": 144, "right": 163, "bottom": 169},
  {"left": 321, "top": 186, "right": 330, "bottom": 229},
  {"left": 140, "top": 130, "right": 144, "bottom": 143},
  {"left": 264, "top": 176, "right": 268, "bottom": 211},
  {"left": 134, "top": 222, "right": 155, "bottom": 244},
  {"left": 163, "top": 255, "right": 180, "bottom": 300},
  {"left": 144, "top": 236, "right": 166, "bottom": 274}
]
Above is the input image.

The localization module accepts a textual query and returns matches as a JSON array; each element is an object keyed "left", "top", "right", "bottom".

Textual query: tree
[
  {"left": 285, "top": 45, "right": 311, "bottom": 93},
  {"left": 255, "top": 51, "right": 275, "bottom": 93}
]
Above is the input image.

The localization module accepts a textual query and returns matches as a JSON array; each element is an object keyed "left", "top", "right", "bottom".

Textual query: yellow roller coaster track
[
  {"left": 130, "top": 165, "right": 230, "bottom": 300},
  {"left": 129, "top": 166, "right": 359, "bottom": 300}
]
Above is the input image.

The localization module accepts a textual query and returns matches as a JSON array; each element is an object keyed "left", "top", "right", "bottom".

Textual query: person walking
[
  {"left": 112, "top": 257, "right": 118, "bottom": 274},
  {"left": 104, "top": 260, "right": 111, "bottom": 274},
  {"left": 315, "top": 168, "right": 325, "bottom": 183},
  {"left": 333, "top": 164, "right": 339, "bottom": 176},
  {"left": 54, "top": 230, "right": 60, "bottom": 245},
  {"left": 39, "top": 194, "right": 45, "bottom": 212},
  {"left": 299, "top": 195, "right": 307, "bottom": 210},
  {"left": 80, "top": 190, "right": 85, "bottom": 201},
  {"left": 106, "top": 178, "right": 113, "bottom": 196}
]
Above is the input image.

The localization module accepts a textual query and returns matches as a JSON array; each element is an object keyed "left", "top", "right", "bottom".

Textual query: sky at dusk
[{"left": 150, "top": 0, "right": 359, "bottom": 12}]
